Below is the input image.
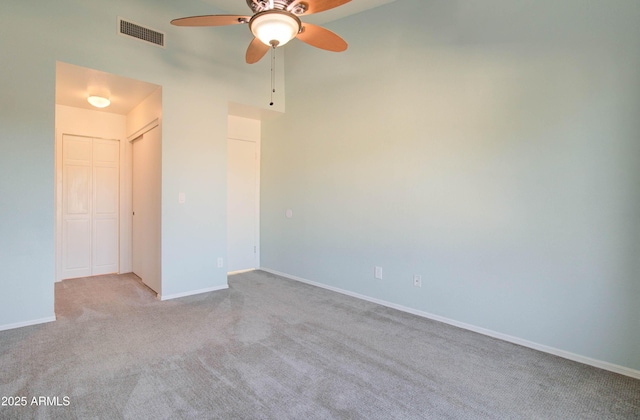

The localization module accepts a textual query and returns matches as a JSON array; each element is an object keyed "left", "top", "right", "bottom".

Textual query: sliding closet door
[
  {"left": 61, "top": 135, "right": 119, "bottom": 280},
  {"left": 132, "top": 126, "right": 161, "bottom": 294}
]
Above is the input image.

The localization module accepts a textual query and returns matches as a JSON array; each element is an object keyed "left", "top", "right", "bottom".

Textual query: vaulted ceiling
[
  {"left": 55, "top": 0, "right": 398, "bottom": 115},
  {"left": 201, "top": 0, "right": 397, "bottom": 24}
]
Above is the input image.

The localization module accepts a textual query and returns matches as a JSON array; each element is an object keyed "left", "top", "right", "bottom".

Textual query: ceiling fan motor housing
[{"left": 247, "top": 0, "right": 308, "bottom": 15}]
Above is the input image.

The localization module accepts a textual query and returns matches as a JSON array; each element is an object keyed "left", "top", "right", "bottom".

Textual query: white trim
[
  {"left": 128, "top": 118, "right": 159, "bottom": 142},
  {"left": 260, "top": 268, "right": 640, "bottom": 380},
  {"left": 0, "top": 316, "right": 56, "bottom": 332},
  {"left": 228, "top": 269, "right": 256, "bottom": 275},
  {"left": 159, "top": 284, "right": 229, "bottom": 301}
]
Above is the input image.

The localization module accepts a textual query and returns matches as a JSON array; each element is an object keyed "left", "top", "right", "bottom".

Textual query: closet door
[
  {"left": 61, "top": 136, "right": 93, "bottom": 279},
  {"left": 132, "top": 126, "right": 161, "bottom": 294},
  {"left": 92, "top": 139, "right": 120, "bottom": 275},
  {"left": 61, "top": 135, "right": 119, "bottom": 280}
]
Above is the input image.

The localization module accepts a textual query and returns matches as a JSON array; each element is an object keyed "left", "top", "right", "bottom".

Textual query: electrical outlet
[
  {"left": 374, "top": 266, "right": 383, "bottom": 279},
  {"left": 413, "top": 275, "right": 422, "bottom": 288},
  {"left": 217, "top": 257, "right": 223, "bottom": 268}
]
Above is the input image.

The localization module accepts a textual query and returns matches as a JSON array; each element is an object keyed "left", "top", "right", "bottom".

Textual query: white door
[
  {"left": 92, "top": 139, "right": 120, "bottom": 275},
  {"left": 61, "top": 135, "right": 119, "bottom": 280},
  {"left": 227, "top": 138, "right": 258, "bottom": 272},
  {"left": 132, "top": 126, "right": 161, "bottom": 294}
]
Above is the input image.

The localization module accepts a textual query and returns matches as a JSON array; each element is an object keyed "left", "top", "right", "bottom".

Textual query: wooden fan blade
[
  {"left": 288, "top": 0, "right": 351, "bottom": 15},
  {"left": 170, "top": 15, "right": 249, "bottom": 27},
  {"left": 296, "top": 23, "right": 348, "bottom": 52},
  {"left": 246, "top": 38, "right": 271, "bottom": 64}
]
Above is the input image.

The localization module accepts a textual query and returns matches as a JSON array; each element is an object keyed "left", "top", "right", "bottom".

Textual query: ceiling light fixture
[
  {"left": 250, "top": 10, "right": 301, "bottom": 48},
  {"left": 87, "top": 95, "right": 111, "bottom": 108}
]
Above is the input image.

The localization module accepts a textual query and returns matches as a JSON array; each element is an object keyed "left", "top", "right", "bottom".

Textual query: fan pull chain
[{"left": 270, "top": 45, "right": 276, "bottom": 106}]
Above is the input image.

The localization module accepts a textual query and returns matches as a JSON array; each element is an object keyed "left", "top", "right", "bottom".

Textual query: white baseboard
[
  {"left": 0, "top": 316, "right": 57, "bottom": 332},
  {"left": 228, "top": 269, "right": 256, "bottom": 276},
  {"left": 260, "top": 268, "right": 640, "bottom": 380},
  {"left": 160, "top": 284, "right": 229, "bottom": 301}
]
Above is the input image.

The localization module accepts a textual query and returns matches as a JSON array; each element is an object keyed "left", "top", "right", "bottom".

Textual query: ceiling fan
[{"left": 171, "top": 0, "right": 351, "bottom": 64}]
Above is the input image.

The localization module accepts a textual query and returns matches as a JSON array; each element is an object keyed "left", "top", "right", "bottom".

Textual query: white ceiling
[
  {"left": 55, "top": 62, "right": 160, "bottom": 115},
  {"left": 201, "top": 0, "right": 397, "bottom": 24}
]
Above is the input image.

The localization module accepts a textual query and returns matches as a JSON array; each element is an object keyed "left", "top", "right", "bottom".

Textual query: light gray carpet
[{"left": 0, "top": 270, "right": 638, "bottom": 419}]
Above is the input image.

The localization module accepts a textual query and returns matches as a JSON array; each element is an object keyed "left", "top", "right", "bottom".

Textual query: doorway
[{"left": 55, "top": 62, "right": 161, "bottom": 287}]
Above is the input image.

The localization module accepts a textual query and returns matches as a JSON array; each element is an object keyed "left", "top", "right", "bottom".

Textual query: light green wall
[
  {"left": 0, "top": 0, "right": 277, "bottom": 325},
  {"left": 261, "top": 0, "right": 640, "bottom": 370}
]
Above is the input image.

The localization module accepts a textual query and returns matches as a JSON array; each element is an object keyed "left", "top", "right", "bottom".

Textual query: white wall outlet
[
  {"left": 413, "top": 274, "right": 422, "bottom": 288},
  {"left": 178, "top": 192, "right": 186, "bottom": 203},
  {"left": 217, "top": 257, "right": 223, "bottom": 268},
  {"left": 374, "top": 266, "right": 383, "bottom": 279}
]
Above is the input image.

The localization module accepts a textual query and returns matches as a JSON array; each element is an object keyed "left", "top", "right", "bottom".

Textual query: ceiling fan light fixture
[
  {"left": 250, "top": 10, "right": 301, "bottom": 47},
  {"left": 87, "top": 95, "right": 111, "bottom": 108}
]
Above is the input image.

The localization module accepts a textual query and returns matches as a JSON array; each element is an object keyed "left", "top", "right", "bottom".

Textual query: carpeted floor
[{"left": 0, "top": 270, "right": 638, "bottom": 419}]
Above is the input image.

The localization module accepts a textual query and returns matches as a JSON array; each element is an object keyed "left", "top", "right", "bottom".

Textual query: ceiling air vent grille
[{"left": 118, "top": 18, "right": 165, "bottom": 48}]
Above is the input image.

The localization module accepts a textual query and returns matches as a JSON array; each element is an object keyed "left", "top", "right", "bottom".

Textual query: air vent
[{"left": 118, "top": 18, "right": 165, "bottom": 48}]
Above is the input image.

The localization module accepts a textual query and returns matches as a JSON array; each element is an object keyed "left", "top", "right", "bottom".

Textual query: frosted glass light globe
[
  {"left": 87, "top": 96, "right": 111, "bottom": 108},
  {"left": 250, "top": 11, "right": 301, "bottom": 47}
]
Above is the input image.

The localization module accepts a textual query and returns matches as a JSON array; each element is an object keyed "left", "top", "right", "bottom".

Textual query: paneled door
[{"left": 61, "top": 135, "right": 119, "bottom": 280}]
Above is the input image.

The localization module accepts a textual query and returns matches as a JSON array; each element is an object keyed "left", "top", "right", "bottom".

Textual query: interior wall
[
  {"left": 0, "top": 0, "right": 278, "bottom": 328},
  {"left": 228, "top": 115, "right": 261, "bottom": 143},
  {"left": 55, "top": 105, "right": 129, "bottom": 279},
  {"left": 261, "top": 0, "right": 640, "bottom": 372}
]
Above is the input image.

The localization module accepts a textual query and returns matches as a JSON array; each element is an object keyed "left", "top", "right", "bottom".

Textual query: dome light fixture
[
  {"left": 87, "top": 95, "right": 111, "bottom": 108},
  {"left": 250, "top": 10, "right": 301, "bottom": 47}
]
